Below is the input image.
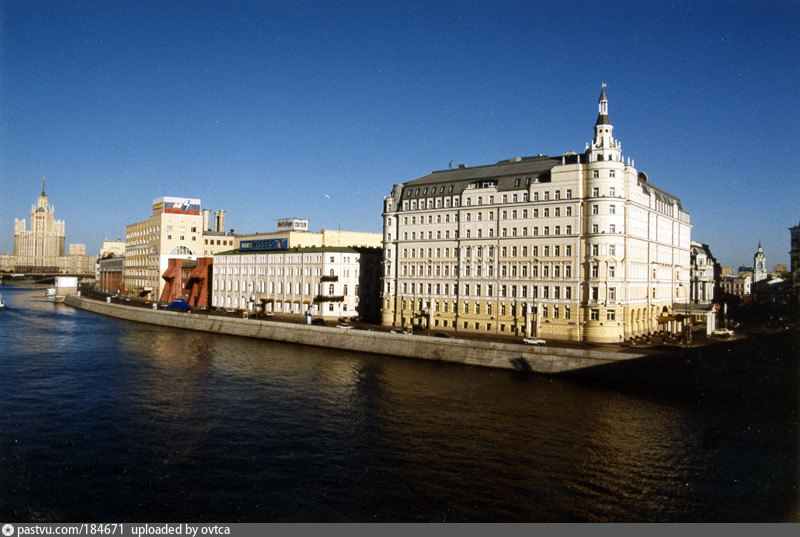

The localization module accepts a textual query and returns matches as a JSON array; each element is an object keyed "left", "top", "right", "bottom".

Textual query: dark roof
[
  {"left": 639, "top": 180, "right": 685, "bottom": 212},
  {"left": 599, "top": 88, "right": 607, "bottom": 102},
  {"left": 595, "top": 114, "right": 611, "bottom": 126},
  {"left": 400, "top": 156, "right": 560, "bottom": 199}
]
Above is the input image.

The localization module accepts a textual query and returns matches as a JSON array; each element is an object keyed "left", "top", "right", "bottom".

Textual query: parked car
[
  {"left": 523, "top": 337, "right": 546, "bottom": 345},
  {"left": 433, "top": 332, "right": 453, "bottom": 338},
  {"left": 353, "top": 325, "right": 372, "bottom": 331},
  {"left": 311, "top": 318, "right": 326, "bottom": 326},
  {"left": 711, "top": 328, "right": 733, "bottom": 338},
  {"left": 337, "top": 323, "right": 352, "bottom": 329},
  {"left": 390, "top": 329, "right": 409, "bottom": 335}
]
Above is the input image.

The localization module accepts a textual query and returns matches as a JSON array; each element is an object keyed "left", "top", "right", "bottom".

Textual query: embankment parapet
[{"left": 65, "top": 296, "right": 646, "bottom": 373}]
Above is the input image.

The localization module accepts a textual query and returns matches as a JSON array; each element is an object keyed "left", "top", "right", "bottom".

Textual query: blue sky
[{"left": 1, "top": 0, "right": 798, "bottom": 268}]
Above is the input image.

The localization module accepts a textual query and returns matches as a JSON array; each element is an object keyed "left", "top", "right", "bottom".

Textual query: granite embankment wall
[{"left": 65, "top": 296, "right": 648, "bottom": 374}]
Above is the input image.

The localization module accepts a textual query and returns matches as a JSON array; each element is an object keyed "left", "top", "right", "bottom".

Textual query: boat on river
[{"left": 0, "top": 295, "right": 4, "bottom": 308}]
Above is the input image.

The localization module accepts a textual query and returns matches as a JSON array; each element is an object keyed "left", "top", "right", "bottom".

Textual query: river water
[{"left": 0, "top": 285, "right": 797, "bottom": 522}]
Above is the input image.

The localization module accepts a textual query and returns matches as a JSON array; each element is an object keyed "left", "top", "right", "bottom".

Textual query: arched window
[{"left": 169, "top": 245, "right": 193, "bottom": 255}]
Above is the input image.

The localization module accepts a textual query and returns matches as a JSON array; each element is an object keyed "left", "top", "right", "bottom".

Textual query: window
[
  {"left": 566, "top": 189, "right": 572, "bottom": 199},
  {"left": 609, "top": 204, "right": 616, "bottom": 215},
  {"left": 608, "top": 287, "right": 616, "bottom": 300},
  {"left": 609, "top": 224, "right": 616, "bottom": 233},
  {"left": 609, "top": 186, "right": 616, "bottom": 196},
  {"left": 592, "top": 170, "right": 599, "bottom": 178},
  {"left": 590, "top": 309, "right": 599, "bottom": 321},
  {"left": 591, "top": 263, "right": 599, "bottom": 278},
  {"left": 592, "top": 224, "right": 599, "bottom": 233},
  {"left": 607, "top": 310, "right": 616, "bottom": 321},
  {"left": 592, "top": 187, "right": 599, "bottom": 197},
  {"left": 591, "top": 205, "right": 599, "bottom": 215}
]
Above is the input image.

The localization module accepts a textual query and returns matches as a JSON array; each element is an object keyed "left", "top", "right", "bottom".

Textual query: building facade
[
  {"left": 720, "top": 274, "right": 751, "bottom": 298},
  {"left": 690, "top": 241, "right": 718, "bottom": 304},
  {"left": 213, "top": 246, "right": 382, "bottom": 321},
  {"left": 14, "top": 179, "right": 65, "bottom": 272},
  {"left": 97, "top": 255, "right": 125, "bottom": 294},
  {"left": 124, "top": 197, "right": 234, "bottom": 300},
  {"left": 235, "top": 218, "right": 382, "bottom": 250},
  {"left": 160, "top": 257, "right": 213, "bottom": 307},
  {"left": 12, "top": 178, "right": 94, "bottom": 274},
  {"left": 381, "top": 89, "right": 692, "bottom": 343}
]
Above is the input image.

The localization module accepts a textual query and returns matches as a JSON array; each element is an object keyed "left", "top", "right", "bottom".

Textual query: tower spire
[
  {"left": 587, "top": 85, "right": 621, "bottom": 162},
  {"left": 41, "top": 176, "right": 46, "bottom": 196}
]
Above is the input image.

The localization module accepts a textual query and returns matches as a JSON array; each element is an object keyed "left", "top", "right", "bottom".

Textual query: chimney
[
  {"left": 203, "top": 209, "right": 212, "bottom": 231},
  {"left": 214, "top": 210, "right": 226, "bottom": 233}
]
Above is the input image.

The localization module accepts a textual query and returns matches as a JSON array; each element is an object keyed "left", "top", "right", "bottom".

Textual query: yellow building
[
  {"left": 124, "top": 197, "right": 234, "bottom": 300},
  {"left": 14, "top": 178, "right": 65, "bottom": 272},
  {"left": 381, "top": 89, "right": 692, "bottom": 343},
  {"left": 235, "top": 218, "right": 382, "bottom": 250},
  {"left": 12, "top": 178, "right": 93, "bottom": 275}
]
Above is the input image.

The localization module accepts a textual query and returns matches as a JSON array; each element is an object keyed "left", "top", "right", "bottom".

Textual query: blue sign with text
[{"left": 239, "top": 238, "right": 289, "bottom": 251}]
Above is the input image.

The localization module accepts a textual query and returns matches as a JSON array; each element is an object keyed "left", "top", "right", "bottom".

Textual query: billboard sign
[
  {"left": 153, "top": 197, "right": 201, "bottom": 215},
  {"left": 239, "top": 238, "right": 289, "bottom": 251}
]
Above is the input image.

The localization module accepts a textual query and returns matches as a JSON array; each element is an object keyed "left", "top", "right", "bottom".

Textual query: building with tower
[
  {"left": 753, "top": 242, "right": 768, "bottom": 283},
  {"left": 381, "top": 88, "right": 692, "bottom": 343},
  {"left": 14, "top": 178, "right": 66, "bottom": 272},
  {"left": 12, "top": 178, "right": 93, "bottom": 274}
]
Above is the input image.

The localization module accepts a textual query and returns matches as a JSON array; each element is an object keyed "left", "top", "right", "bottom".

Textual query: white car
[{"left": 523, "top": 337, "right": 546, "bottom": 345}]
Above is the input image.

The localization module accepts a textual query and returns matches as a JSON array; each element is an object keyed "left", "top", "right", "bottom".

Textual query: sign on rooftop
[
  {"left": 153, "top": 197, "right": 201, "bottom": 215},
  {"left": 276, "top": 218, "right": 309, "bottom": 231},
  {"left": 240, "top": 238, "right": 289, "bottom": 251}
]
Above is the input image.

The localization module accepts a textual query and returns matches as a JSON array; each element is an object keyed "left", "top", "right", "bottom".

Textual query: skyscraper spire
[{"left": 41, "top": 176, "right": 46, "bottom": 196}]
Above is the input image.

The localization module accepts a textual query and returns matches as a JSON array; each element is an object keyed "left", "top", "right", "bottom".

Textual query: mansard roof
[{"left": 400, "top": 155, "right": 560, "bottom": 199}]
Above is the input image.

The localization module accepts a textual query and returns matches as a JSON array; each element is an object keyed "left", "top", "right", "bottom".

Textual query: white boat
[
  {"left": 45, "top": 288, "right": 56, "bottom": 297},
  {"left": 0, "top": 295, "right": 4, "bottom": 308}
]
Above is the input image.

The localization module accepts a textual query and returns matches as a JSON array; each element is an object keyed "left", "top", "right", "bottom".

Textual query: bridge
[{"left": 0, "top": 273, "right": 95, "bottom": 285}]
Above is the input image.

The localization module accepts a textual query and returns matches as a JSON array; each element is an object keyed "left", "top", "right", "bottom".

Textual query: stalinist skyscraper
[{"left": 14, "top": 177, "right": 66, "bottom": 272}]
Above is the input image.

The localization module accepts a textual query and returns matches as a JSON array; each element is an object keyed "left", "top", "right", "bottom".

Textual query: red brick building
[
  {"left": 160, "top": 257, "right": 213, "bottom": 307},
  {"left": 98, "top": 254, "right": 125, "bottom": 295}
]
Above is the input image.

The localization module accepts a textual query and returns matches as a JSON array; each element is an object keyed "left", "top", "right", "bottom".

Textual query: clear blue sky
[{"left": 1, "top": 0, "right": 798, "bottom": 269}]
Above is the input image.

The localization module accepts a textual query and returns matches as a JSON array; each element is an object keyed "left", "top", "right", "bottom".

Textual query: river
[{"left": 1, "top": 285, "right": 797, "bottom": 521}]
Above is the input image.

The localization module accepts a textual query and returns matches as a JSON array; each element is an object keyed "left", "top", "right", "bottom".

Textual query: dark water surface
[{"left": 1, "top": 285, "right": 797, "bottom": 521}]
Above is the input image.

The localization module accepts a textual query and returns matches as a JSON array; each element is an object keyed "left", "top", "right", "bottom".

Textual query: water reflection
[{"left": 1, "top": 285, "right": 797, "bottom": 521}]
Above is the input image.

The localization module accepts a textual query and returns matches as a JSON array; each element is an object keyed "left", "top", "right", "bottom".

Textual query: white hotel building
[
  {"left": 381, "top": 89, "right": 692, "bottom": 343},
  {"left": 212, "top": 219, "right": 382, "bottom": 321}
]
